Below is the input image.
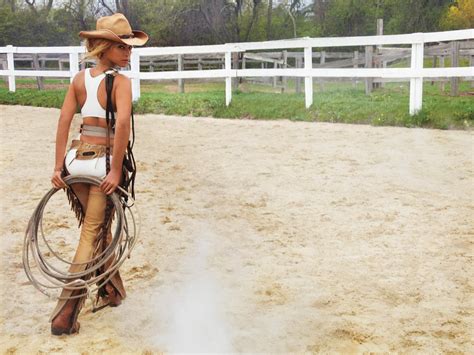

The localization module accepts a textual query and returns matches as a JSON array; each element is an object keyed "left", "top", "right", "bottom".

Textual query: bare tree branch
[
  {"left": 5, "top": 0, "right": 16, "bottom": 12},
  {"left": 289, "top": 0, "right": 302, "bottom": 13},
  {"left": 100, "top": 0, "right": 114, "bottom": 15},
  {"left": 224, "top": 0, "right": 242, "bottom": 41},
  {"left": 121, "top": 0, "right": 130, "bottom": 18},
  {"left": 282, "top": 0, "right": 297, "bottom": 38},
  {"left": 267, "top": 0, "right": 273, "bottom": 40},
  {"left": 199, "top": 2, "right": 225, "bottom": 42},
  {"left": 46, "top": 0, "right": 53, "bottom": 13},
  {"left": 243, "top": 0, "right": 261, "bottom": 42},
  {"left": 24, "top": 0, "right": 37, "bottom": 13}
]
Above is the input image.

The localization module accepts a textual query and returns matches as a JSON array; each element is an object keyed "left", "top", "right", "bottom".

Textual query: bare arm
[
  {"left": 51, "top": 79, "right": 78, "bottom": 188},
  {"left": 100, "top": 74, "right": 131, "bottom": 194}
]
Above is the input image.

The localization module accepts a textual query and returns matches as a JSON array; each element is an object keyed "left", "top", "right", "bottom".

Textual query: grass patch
[
  {"left": 0, "top": 87, "right": 66, "bottom": 108},
  {"left": 0, "top": 80, "right": 472, "bottom": 130}
]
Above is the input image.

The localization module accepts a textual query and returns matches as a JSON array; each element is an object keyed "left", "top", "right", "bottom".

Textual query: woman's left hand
[{"left": 100, "top": 170, "right": 121, "bottom": 195}]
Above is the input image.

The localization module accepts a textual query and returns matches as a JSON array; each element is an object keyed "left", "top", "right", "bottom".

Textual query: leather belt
[
  {"left": 80, "top": 124, "right": 114, "bottom": 138},
  {"left": 70, "top": 140, "right": 107, "bottom": 160}
]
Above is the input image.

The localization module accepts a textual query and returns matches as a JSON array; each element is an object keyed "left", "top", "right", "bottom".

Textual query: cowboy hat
[{"left": 79, "top": 13, "right": 148, "bottom": 46}]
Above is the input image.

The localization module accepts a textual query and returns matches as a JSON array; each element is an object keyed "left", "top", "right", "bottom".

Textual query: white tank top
[{"left": 81, "top": 68, "right": 107, "bottom": 119}]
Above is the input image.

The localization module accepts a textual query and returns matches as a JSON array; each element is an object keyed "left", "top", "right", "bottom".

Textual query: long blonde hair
[{"left": 80, "top": 38, "right": 115, "bottom": 64}]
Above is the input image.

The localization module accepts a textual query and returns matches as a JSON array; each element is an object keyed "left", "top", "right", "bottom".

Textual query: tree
[
  {"left": 313, "top": 0, "right": 329, "bottom": 23},
  {"left": 440, "top": 0, "right": 474, "bottom": 29},
  {"left": 266, "top": 0, "right": 273, "bottom": 39},
  {"left": 3, "top": 0, "right": 17, "bottom": 12},
  {"left": 62, "top": 0, "right": 102, "bottom": 32},
  {"left": 24, "top": 0, "right": 54, "bottom": 14},
  {"left": 318, "top": 0, "right": 454, "bottom": 36},
  {"left": 384, "top": 0, "right": 453, "bottom": 34},
  {"left": 322, "top": 0, "right": 378, "bottom": 36},
  {"left": 99, "top": 0, "right": 130, "bottom": 18},
  {"left": 0, "top": 0, "right": 462, "bottom": 48}
]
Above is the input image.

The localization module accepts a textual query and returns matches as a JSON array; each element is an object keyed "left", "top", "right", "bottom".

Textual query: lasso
[{"left": 23, "top": 175, "right": 139, "bottom": 302}]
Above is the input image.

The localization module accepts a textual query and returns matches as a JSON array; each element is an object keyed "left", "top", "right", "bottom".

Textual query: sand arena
[{"left": 0, "top": 104, "right": 472, "bottom": 353}]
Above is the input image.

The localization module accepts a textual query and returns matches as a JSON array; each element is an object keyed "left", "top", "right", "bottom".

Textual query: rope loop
[{"left": 23, "top": 175, "right": 140, "bottom": 300}]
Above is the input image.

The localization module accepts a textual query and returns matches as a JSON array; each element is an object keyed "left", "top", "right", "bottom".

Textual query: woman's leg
[
  {"left": 50, "top": 185, "right": 107, "bottom": 334},
  {"left": 68, "top": 186, "right": 107, "bottom": 272},
  {"left": 102, "top": 227, "right": 127, "bottom": 306},
  {"left": 70, "top": 183, "right": 90, "bottom": 213}
]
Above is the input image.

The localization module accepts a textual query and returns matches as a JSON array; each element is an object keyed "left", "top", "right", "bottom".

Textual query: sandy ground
[{"left": 0, "top": 104, "right": 473, "bottom": 354}]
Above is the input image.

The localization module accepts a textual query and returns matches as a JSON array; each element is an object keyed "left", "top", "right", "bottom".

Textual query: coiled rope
[{"left": 23, "top": 175, "right": 140, "bottom": 301}]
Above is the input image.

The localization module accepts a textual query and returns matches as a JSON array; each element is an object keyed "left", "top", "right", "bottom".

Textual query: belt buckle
[{"left": 76, "top": 149, "right": 98, "bottom": 160}]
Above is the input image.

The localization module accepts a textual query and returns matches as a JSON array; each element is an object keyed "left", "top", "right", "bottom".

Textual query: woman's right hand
[{"left": 51, "top": 170, "right": 66, "bottom": 189}]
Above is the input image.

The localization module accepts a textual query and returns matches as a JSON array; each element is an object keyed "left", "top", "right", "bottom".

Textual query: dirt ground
[{"left": 0, "top": 104, "right": 472, "bottom": 353}]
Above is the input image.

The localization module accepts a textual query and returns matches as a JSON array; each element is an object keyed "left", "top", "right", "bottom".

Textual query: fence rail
[{"left": 1, "top": 29, "right": 473, "bottom": 115}]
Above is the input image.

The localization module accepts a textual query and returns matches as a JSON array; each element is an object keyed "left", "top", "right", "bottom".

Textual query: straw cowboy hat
[{"left": 79, "top": 13, "right": 148, "bottom": 46}]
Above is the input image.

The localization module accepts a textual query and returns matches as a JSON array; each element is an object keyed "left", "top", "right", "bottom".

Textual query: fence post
[
  {"left": 431, "top": 55, "right": 437, "bottom": 86},
  {"left": 282, "top": 50, "right": 288, "bottom": 93},
  {"left": 0, "top": 59, "right": 6, "bottom": 83},
  {"left": 375, "top": 18, "right": 384, "bottom": 90},
  {"left": 232, "top": 52, "right": 239, "bottom": 90},
  {"left": 32, "top": 54, "right": 44, "bottom": 90},
  {"left": 273, "top": 59, "right": 278, "bottom": 88},
  {"left": 471, "top": 55, "right": 474, "bottom": 89},
  {"left": 319, "top": 50, "right": 326, "bottom": 92},
  {"left": 409, "top": 40, "right": 424, "bottom": 115},
  {"left": 352, "top": 50, "right": 359, "bottom": 88},
  {"left": 242, "top": 55, "right": 246, "bottom": 85},
  {"left": 381, "top": 60, "right": 387, "bottom": 88},
  {"left": 130, "top": 50, "right": 140, "bottom": 101},
  {"left": 295, "top": 56, "right": 302, "bottom": 94},
  {"left": 198, "top": 56, "right": 203, "bottom": 71},
  {"left": 69, "top": 51, "right": 79, "bottom": 84},
  {"left": 365, "top": 45, "right": 373, "bottom": 94},
  {"left": 450, "top": 41, "right": 460, "bottom": 96},
  {"left": 304, "top": 46, "right": 313, "bottom": 108},
  {"left": 178, "top": 54, "right": 184, "bottom": 93},
  {"left": 225, "top": 50, "right": 232, "bottom": 106},
  {"left": 6, "top": 45, "right": 15, "bottom": 92},
  {"left": 439, "top": 56, "right": 445, "bottom": 92},
  {"left": 59, "top": 60, "right": 65, "bottom": 84}
]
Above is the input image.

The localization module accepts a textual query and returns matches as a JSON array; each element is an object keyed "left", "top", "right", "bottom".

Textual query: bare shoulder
[
  {"left": 74, "top": 69, "right": 86, "bottom": 80},
  {"left": 71, "top": 69, "right": 86, "bottom": 88},
  {"left": 115, "top": 73, "right": 131, "bottom": 84},
  {"left": 114, "top": 73, "right": 132, "bottom": 92}
]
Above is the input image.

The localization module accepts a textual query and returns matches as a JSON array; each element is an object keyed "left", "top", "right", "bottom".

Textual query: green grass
[
  {"left": 0, "top": 86, "right": 66, "bottom": 107},
  {"left": 11, "top": 77, "right": 69, "bottom": 85},
  {"left": 0, "top": 79, "right": 472, "bottom": 130}
]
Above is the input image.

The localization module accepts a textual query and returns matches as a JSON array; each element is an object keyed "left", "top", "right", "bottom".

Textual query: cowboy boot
[
  {"left": 99, "top": 229, "right": 126, "bottom": 307},
  {"left": 105, "top": 282, "right": 122, "bottom": 307},
  {"left": 51, "top": 291, "right": 85, "bottom": 335}
]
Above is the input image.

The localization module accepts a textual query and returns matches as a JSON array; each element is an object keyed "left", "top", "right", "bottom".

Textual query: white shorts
[{"left": 65, "top": 148, "right": 112, "bottom": 179}]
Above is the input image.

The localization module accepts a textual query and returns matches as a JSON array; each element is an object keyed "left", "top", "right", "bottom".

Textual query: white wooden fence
[{"left": 1, "top": 29, "right": 473, "bottom": 115}]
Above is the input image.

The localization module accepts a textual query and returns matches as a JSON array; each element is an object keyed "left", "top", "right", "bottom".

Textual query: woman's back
[
  {"left": 74, "top": 68, "right": 120, "bottom": 146},
  {"left": 81, "top": 68, "right": 107, "bottom": 119},
  {"left": 74, "top": 67, "right": 117, "bottom": 122}
]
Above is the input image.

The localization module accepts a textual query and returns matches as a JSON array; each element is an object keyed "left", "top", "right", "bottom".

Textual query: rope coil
[{"left": 23, "top": 175, "right": 140, "bottom": 300}]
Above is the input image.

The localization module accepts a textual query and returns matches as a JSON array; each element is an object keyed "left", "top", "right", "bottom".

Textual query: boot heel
[{"left": 51, "top": 293, "right": 83, "bottom": 336}]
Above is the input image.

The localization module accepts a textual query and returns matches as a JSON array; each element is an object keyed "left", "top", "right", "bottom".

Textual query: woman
[{"left": 50, "top": 13, "right": 148, "bottom": 335}]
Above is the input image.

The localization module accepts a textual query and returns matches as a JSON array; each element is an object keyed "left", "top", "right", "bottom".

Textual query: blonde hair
[{"left": 80, "top": 38, "right": 115, "bottom": 63}]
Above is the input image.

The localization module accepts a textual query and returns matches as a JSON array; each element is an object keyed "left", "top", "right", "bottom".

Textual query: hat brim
[{"left": 79, "top": 29, "right": 148, "bottom": 46}]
